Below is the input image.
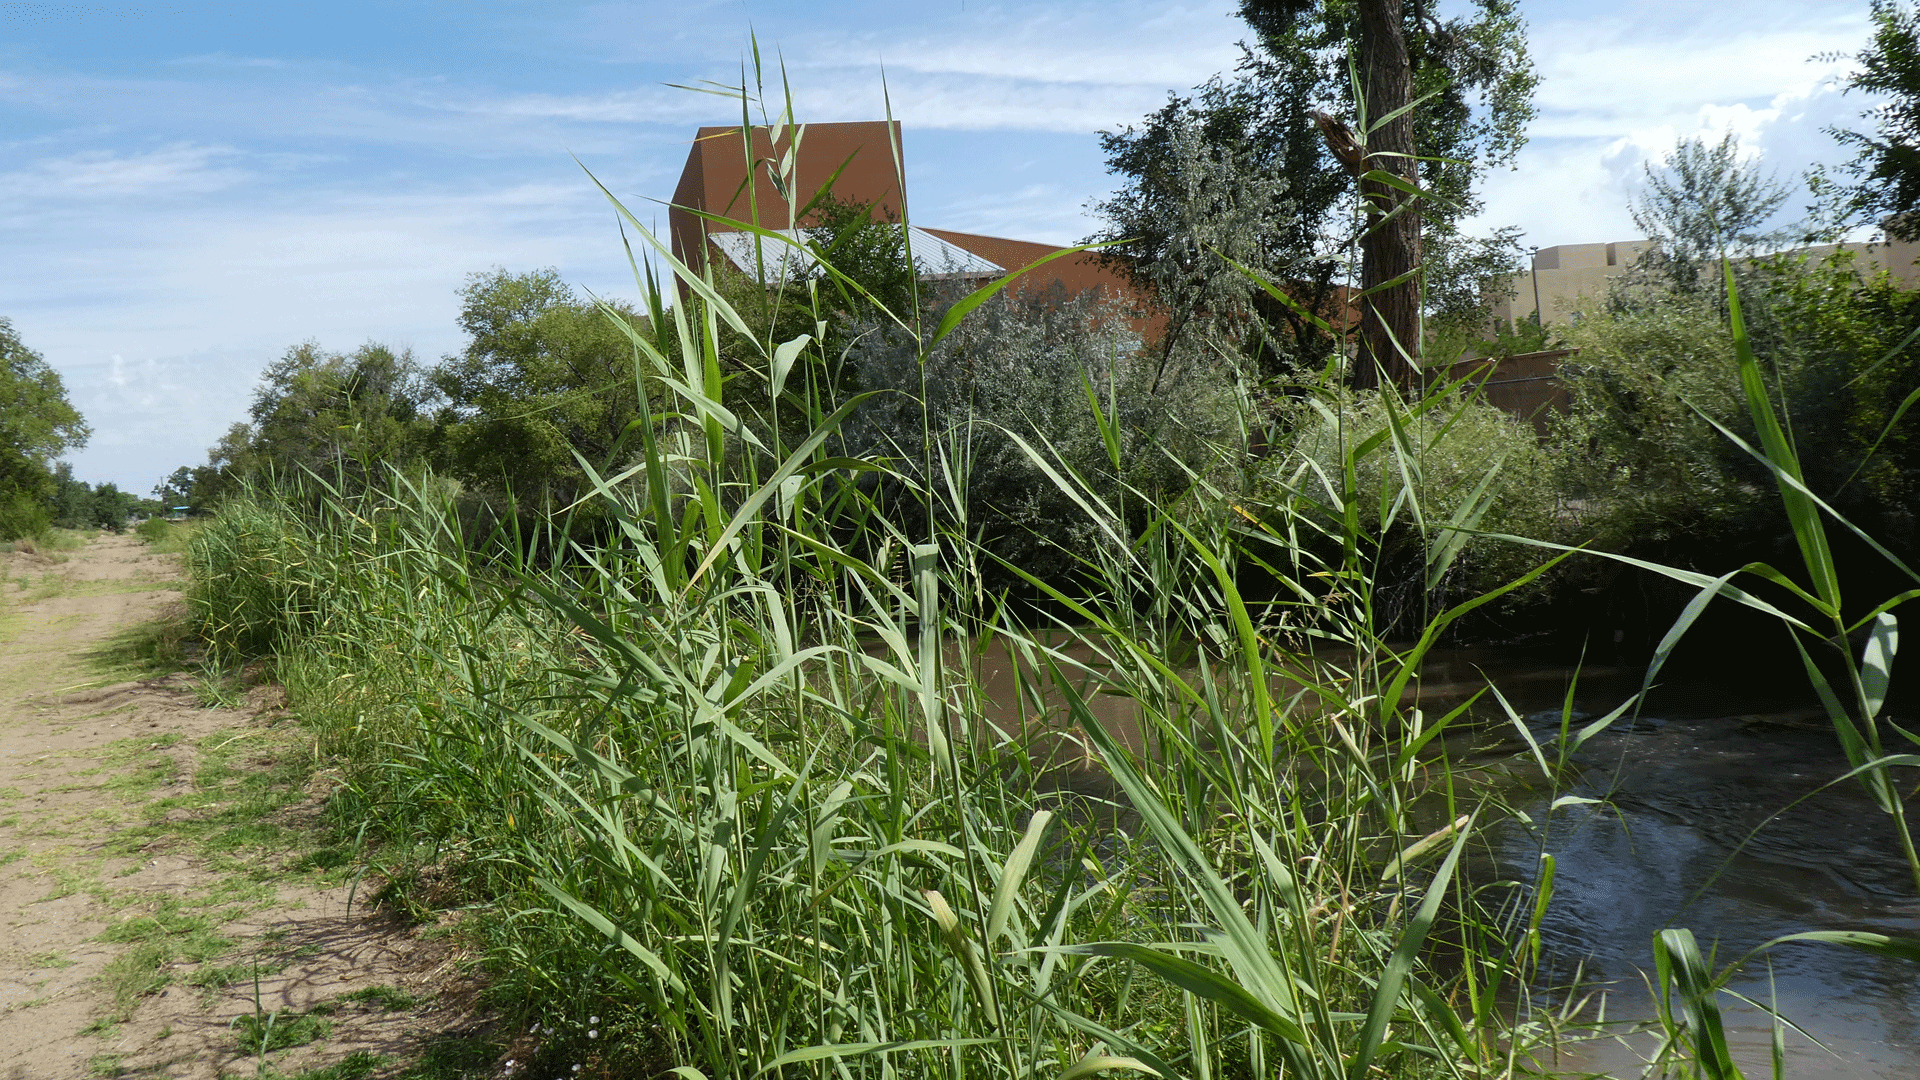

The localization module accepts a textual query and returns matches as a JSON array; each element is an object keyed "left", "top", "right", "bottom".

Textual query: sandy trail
[{"left": 0, "top": 535, "right": 473, "bottom": 1079}]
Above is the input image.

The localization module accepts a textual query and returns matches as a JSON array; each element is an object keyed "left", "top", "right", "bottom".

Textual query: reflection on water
[
  {"left": 957, "top": 636, "right": 1920, "bottom": 1076},
  {"left": 1489, "top": 685, "right": 1920, "bottom": 1078}
]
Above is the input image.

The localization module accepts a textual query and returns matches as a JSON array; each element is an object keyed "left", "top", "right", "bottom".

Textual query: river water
[
  {"left": 961, "top": 638, "right": 1920, "bottom": 1076},
  {"left": 1464, "top": 659, "right": 1920, "bottom": 1079}
]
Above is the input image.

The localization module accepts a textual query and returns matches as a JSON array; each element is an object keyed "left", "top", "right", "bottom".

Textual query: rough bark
[{"left": 1352, "top": 0, "right": 1422, "bottom": 388}]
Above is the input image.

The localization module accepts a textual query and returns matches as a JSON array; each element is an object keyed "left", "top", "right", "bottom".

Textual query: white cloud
[
  {"left": 0, "top": 144, "right": 251, "bottom": 200},
  {"left": 1462, "top": 1, "right": 1882, "bottom": 249}
]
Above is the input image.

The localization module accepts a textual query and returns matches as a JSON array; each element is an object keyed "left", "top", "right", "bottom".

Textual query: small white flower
[
  {"left": 530, "top": 1022, "right": 540, "bottom": 1033},
  {"left": 587, "top": 1029, "right": 598, "bottom": 1039},
  {"left": 543, "top": 1026, "right": 554, "bottom": 1035},
  {"left": 588, "top": 1015, "right": 599, "bottom": 1024}
]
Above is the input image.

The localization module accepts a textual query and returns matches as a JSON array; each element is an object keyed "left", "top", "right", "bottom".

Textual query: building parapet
[{"left": 1490, "top": 238, "right": 1920, "bottom": 328}]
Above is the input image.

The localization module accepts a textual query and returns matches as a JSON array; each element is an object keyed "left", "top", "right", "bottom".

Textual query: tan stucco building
[{"left": 1491, "top": 238, "right": 1920, "bottom": 327}]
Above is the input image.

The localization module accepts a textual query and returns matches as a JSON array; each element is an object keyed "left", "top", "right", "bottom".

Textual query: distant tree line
[{"left": 155, "top": 266, "right": 657, "bottom": 522}]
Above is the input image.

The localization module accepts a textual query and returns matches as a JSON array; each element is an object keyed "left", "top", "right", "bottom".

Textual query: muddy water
[
  {"left": 965, "top": 640, "right": 1920, "bottom": 1077},
  {"left": 1464, "top": 662, "right": 1920, "bottom": 1079}
]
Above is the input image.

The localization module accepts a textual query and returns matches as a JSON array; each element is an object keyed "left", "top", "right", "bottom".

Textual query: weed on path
[{"left": 0, "top": 536, "right": 486, "bottom": 1079}]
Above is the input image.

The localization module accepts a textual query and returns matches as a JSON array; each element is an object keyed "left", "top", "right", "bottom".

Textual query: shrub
[
  {"left": 1552, "top": 251, "right": 1920, "bottom": 572},
  {"left": 1257, "top": 384, "right": 1562, "bottom": 633},
  {"left": 1549, "top": 292, "right": 1748, "bottom": 559},
  {"left": 842, "top": 287, "right": 1243, "bottom": 584},
  {"left": 0, "top": 489, "right": 50, "bottom": 541}
]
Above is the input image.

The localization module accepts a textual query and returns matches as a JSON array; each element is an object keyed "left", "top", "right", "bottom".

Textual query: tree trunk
[{"left": 1353, "top": 0, "right": 1421, "bottom": 389}]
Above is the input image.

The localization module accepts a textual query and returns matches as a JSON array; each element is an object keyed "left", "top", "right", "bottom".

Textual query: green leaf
[
  {"left": 1653, "top": 928, "right": 1743, "bottom": 1080},
  {"left": 987, "top": 810, "right": 1053, "bottom": 945},
  {"left": 1066, "top": 942, "right": 1309, "bottom": 1045},
  {"left": 753, "top": 1039, "right": 1000, "bottom": 1077},
  {"left": 683, "top": 391, "right": 877, "bottom": 590},
  {"left": 1723, "top": 258, "right": 1841, "bottom": 610},
  {"left": 1349, "top": 815, "right": 1473, "bottom": 1080},
  {"left": 534, "top": 879, "right": 685, "bottom": 993},
  {"left": 771, "top": 333, "right": 810, "bottom": 399},
  {"left": 1864, "top": 613, "right": 1899, "bottom": 721},
  {"left": 1756, "top": 929, "right": 1920, "bottom": 963},
  {"left": 1059, "top": 1054, "right": 1162, "bottom": 1080}
]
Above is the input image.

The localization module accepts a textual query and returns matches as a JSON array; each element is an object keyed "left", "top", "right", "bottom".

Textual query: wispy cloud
[
  {"left": 1459, "top": 1, "right": 1879, "bottom": 247},
  {"left": 0, "top": 143, "right": 251, "bottom": 199}
]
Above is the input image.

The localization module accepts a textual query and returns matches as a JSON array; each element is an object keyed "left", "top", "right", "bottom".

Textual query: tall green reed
[{"left": 177, "top": 67, "right": 1602, "bottom": 1080}]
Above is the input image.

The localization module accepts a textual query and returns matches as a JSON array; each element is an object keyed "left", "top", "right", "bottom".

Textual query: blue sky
[{"left": 0, "top": 0, "right": 1883, "bottom": 492}]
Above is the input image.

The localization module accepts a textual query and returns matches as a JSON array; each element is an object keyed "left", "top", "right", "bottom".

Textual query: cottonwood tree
[
  {"left": 1630, "top": 131, "right": 1792, "bottom": 293},
  {"left": 249, "top": 340, "right": 437, "bottom": 479},
  {"left": 433, "top": 268, "right": 651, "bottom": 508},
  {"left": 1829, "top": 0, "right": 1920, "bottom": 239},
  {"left": 0, "top": 317, "right": 88, "bottom": 538},
  {"left": 1092, "top": 0, "right": 1536, "bottom": 386},
  {"left": 160, "top": 340, "right": 437, "bottom": 508}
]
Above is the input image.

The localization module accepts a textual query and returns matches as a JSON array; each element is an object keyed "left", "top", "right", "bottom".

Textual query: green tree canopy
[
  {"left": 159, "top": 341, "right": 435, "bottom": 510},
  {"left": 0, "top": 317, "right": 89, "bottom": 538},
  {"left": 1630, "top": 131, "right": 1792, "bottom": 292},
  {"left": 433, "top": 268, "right": 651, "bottom": 507},
  {"left": 250, "top": 340, "right": 436, "bottom": 473},
  {"left": 1830, "top": 0, "right": 1920, "bottom": 240},
  {"left": 1090, "top": 0, "right": 1537, "bottom": 377}
]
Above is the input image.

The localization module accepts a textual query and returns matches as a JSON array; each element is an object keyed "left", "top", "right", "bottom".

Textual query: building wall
[
  {"left": 1440, "top": 349, "right": 1575, "bottom": 437},
  {"left": 1489, "top": 240, "right": 1651, "bottom": 326},
  {"left": 665, "top": 121, "right": 1166, "bottom": 337},
  {"left": 669, "top": 121, "right": 904, "bottom": 274},
  {"left": 1490, "top": 238, "right": 1920, "bottom": 327}
]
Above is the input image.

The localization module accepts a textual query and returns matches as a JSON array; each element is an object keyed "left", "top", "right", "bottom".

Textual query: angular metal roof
[{"left": 707, "top": 225, "right": 1004, "bottom": 282}]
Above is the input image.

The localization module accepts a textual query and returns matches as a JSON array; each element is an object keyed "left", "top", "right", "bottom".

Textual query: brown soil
[{"left": 0, "top": 535, "right": 478, "bottom": 1079}]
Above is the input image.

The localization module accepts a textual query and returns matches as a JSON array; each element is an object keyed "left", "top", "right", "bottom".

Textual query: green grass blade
[
  {"left": 1723, "top": 258, "right": 1840, "bottom": 610},
  {"left": 1066, "top": 942, "right": 1310, "bottom": 1045},
  {"left": 987, "top": 809, "right": 1053, "bottom": 945},
  {"left": 1653, "top": 927, "right": 1743, "bottom": 1080},
  {"left": 535, "top": 879, "right": 686, "bottom": 993},
  {"left": 1348, "top": 815, "right": 1473, "bottom": 1080},
  {"left": 1863, "top": 613, "right": 1899, "bottom": 721}
]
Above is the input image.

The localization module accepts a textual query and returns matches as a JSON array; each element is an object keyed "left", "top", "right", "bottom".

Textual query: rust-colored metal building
[{"left": 668, "top": 120, "right": 1147, "bottom": 323}]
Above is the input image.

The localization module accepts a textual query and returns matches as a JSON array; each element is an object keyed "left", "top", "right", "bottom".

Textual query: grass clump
[
  {"left": 282, "top": 1053, "right": 385, "bottom": 1080},
  {"left": 134, "top": 517, "right": 173, "bottom": 544},
  {"left": 96, "top": 904, "right": 232, "bottom": 1012},
  {"left": 233, "top": 1007, "right": 332, "bottom": 1053},
  {"left": 183, "top": 495, "right": 314, "bottom": 663},
  {"left": 336, "top": 984, "right": 419, "bottom": 1012}
]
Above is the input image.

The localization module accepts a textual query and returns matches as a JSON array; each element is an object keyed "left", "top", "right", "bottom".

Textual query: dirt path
[{"left": 0, "top": 535, "right": 479, "bottom": 1079}]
